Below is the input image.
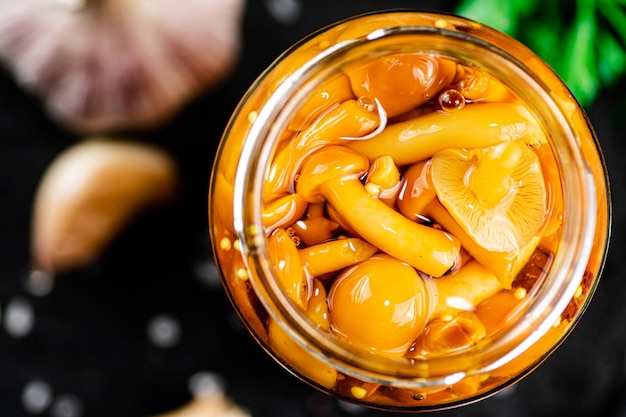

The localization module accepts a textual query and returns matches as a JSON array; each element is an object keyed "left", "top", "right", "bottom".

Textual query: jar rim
[{"left": 231, "top": 12, "right": 603, "bottom": 387}]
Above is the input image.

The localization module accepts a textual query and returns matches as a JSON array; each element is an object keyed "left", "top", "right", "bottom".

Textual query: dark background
[{"left": 1, "top": 1, "right": 625, "bottom": 416}]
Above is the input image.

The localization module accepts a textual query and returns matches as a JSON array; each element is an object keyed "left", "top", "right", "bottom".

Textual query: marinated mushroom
[
  {"left": 347, "top": 54, "right": 457, "bottom": 118},
  {"left": 296, "top": 145, "right": 460, "bottom": 277},
  {"left": 454, "top": 65, "right": 517, "bottom": 103},
  {"left": 269, "top": 229, "right": 377, "bottom": 306},
  {"left": 299, "top": 238, "right": 377, "bottom": 277},
  {"left": 306, "top": 278, "right": 331, "bottom": 331},
  {"left": 364, "top": 155, "right": 401, "bottom": 205},
  {"left": 475, "top": 289, "right": 526, "bottom": 335},
  {"left": 289, "top": 74, "right": 355, "bottom": 131},
  {"left": 425, "top": 198, "right": 541, "bottom": 289},
  {"left": 430, "top": 261, "right": 502, "bottom": 318},
  {"left": 411, "top": 311, "right": 487, "bottom": 357},
  {"left": 269, "top": 228, "right": 307, "bottom": 308},
  {"left": 262, "top": 193, "right": 308, "bottom": 233},
  {"left": 264, "top": 98, "right": 380, "bottom": 202},
  {"left": 327, "top": 255, "right": 432, "bottom": 357},
  {"left": 397, "top": 159, "right": 436, "bottom": 221},
  {"left": 326, "top": 254, "right": 508, "bottom": 357},
  {"left": 430, "top": 140, "right": 547, "bottom": 254},
  {"left": 346, "top": 102, "right": 543, "bottom": 166},
  {"left": 288, "top": 216, "right": 339, "bottom": 246}
]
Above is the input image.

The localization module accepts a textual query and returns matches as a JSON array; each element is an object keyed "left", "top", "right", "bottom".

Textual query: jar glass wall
[{"left": 209, "top": 11, "right": 610, "bottom": 411}]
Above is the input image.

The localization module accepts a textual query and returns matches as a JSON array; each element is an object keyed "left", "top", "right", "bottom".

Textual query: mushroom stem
[
  {"left": 299, "top": 238, "right": 377, "bottom": 277},
  {"left": 397, "top": 159, "right": 436, "bottom": 221},
  {"left": 323, "top": 175, "right": 459, "bottom": 277},
  {"left": 297, "top": 146, "right": 460, "bottom": 277},
  {"left": 430, "top": 260, "right": 503, "bottom": 318},
  {"left": 289, "top": 216, "right": 339, "bottom": 246},
  {"left": 346, "top": 103, "right": 543, "bottom": 166}
]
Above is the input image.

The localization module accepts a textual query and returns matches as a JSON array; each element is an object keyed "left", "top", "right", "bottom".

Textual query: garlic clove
[
  {"left": 0, "top": 0, "right": 245, "bottom": 133},
  {"left": 31, "top": 138, "right": 178, "bottom": 274},
  {"left": 153, "top": 392, "right": 250, "bottom": 417}
]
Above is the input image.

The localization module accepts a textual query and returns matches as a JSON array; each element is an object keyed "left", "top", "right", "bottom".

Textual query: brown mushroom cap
[{"left": 430, "top": 140, "right": 547, "bottom": 253}]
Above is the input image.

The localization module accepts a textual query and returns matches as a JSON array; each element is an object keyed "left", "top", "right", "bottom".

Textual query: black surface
[{"left": 1, "top": 1, "right": 626, "bottom": 416}]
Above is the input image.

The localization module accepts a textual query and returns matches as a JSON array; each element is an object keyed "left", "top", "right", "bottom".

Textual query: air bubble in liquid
[
  {"left": 438, "top": 89, "right": 465, "bottom": 112},
  {"left": 357, "top": 96, "right": 376, "bottom": 112}
]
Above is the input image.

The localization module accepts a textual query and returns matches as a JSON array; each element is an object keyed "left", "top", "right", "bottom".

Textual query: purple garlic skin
[{"left": 0, "top": 0, "right": 246, "bottom": 133}]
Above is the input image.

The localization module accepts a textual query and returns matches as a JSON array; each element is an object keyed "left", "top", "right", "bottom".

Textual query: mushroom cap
[
  {"left": 296, "top": 146, "right": 369, "bottom": 203},
  {"left": 430, "top": 140, "right": 547, "bottom": 253},
  {"left": 327, "top": 254, "right": 431, "bottom": 356},
  {"left": 347, "top": 54, "right": 457, "bottom": 118}
]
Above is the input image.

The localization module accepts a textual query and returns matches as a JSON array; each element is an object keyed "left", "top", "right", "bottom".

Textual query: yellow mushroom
[
  {"left": 264, "top": 98, "right": 380, "bottom": 202},
  {"left": 306, "top": 278, "right": 331, "bottom": 331},
  {"left": 327, "top": 254, "right": 432, "bottom": 357},
  {"left": 296, "top": 145, "right": 460, "bottom": 277},
  {"left": 346, "top": 53, "right": 457, "bottom": 118},
  {"left": 430, "top": 260, "right": 503, "bottom": 318},
  {"left": 425, "top": 186, "right": 542, "bottom": 289},
  {"left": 430, "top": 140, "right": 547, "bottom": 253},
  {"left": 364, "top": 155, "right": 401, "bottom": 205},
  {"left": 262, "top": 193, "right": 308, "bottom": 234},
  {"left": 268, "top": 229, "right": 376, "bottom": 308},
  {"left": 326, "top": 256, "right": 498, "bottom": 357},
  {"left": 454, "top": 65, "right": 517, "bottom": 103},
  {"left": 396, "top": 159, "right": 436, "bottom": 221},
  {"left": 288, "top": 216, "right": 339, "bottom": 246},
  {"left": 304, "top": 202, "right": 326, "bottom": 219},
  {"left": 412, "top": 311, "right": 487, "bottom": 358},
  {"left": 268, "top": 228, "right": 308, "bottom": 308},
  {"left": 299, "top": 237, "right": 377, "bottom": 277},
  {"left": 288, "top": 74, "right": 355, "bottom": 131},
  {"left": 346, "top": 102, "right": 543, "bottom": 166},
  {"left": 475, "top": 289, "right": 525, "bottom": 335}
]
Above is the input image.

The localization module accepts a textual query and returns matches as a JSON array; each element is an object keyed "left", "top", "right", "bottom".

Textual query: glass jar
[{"left": 209, "top": 11, "right": 610, "bottom": 411}]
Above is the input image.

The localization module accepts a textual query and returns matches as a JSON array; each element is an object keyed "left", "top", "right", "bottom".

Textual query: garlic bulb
[
  {"left": 154, "top": 392, "right": 250, "bottom": 417},
  {"left": 0, "top": 0, "right": 245, "bottom": 133},
  {"left": 31, "top": 138, "right": 178, "bottom": 274}
]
